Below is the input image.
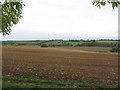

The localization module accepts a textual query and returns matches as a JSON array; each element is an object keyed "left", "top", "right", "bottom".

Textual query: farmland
[
  {"left": 2, "top": 39, "right": 119, "bottom": 47},
  {"left": 57, "top": 47, "right": 111, "bottom": 53},
  {"left": 2, "top": 46, "right": 118, "bottom": 88}
]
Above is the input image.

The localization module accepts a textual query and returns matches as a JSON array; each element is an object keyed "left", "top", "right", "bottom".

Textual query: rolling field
[
  {"left": 57, "top": 47, "right": 111, "bottom": 53},
  {"left": 2, "top": 46, "right": 118, "bottom": 88}
]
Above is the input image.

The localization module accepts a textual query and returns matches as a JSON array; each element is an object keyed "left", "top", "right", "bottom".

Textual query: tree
[
  {"left": 110, "top": 47, "right": 120, "bottom": 52},
  {"left": 92, "top": 0, "right": 120, "bottom": 8},
  {"left": 41, "top": 44, "right": 48, "bottom": 47},
  {"left": 0, "top": 0, "right": 25, "bottom": 35}
]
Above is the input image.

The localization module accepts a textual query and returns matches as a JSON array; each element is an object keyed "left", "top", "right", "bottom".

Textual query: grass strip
[
  {"left": 2, "top": 81, "right": 66, "bottom": 88},
  {"left": 2, "top": 76, "right": 118, "bottom": 88}
]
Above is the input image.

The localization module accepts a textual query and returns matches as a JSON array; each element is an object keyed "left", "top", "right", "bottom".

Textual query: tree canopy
[
  {"left": 0, "top": 0, "right": 25, "bottom": 35},
  {"left": 92, "top": 0, "right": 120, "bottom": 8},
  {"left": 0, "top": 0, "right": 119, "bottom": 35}
]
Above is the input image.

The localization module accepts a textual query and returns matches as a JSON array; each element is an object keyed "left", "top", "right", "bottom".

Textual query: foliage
[
  {"left": 92, "top": 0, "right": 120, "bottom": 8},
  {"left": 110, "top": 47, "right": 120, "bottom": 52},
  {"left": 0, "top": 0, "right": 25, "bottom": 35},
  {"left": 77, "top": 42, "right": 118, "bottom": 47},
  {"left": 41, "top": 44, "right": 48, "bottom": 47},
  {"left": 12, "top": 42, "right": 18, "bottom": 47},
  {"left": 2, "top": 40, "right": 119, "bottom": 47}
]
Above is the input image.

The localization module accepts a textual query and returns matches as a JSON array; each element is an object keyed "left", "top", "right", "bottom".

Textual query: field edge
[{"left": 2, "top": 76, "right": 119, "bottom": 89}]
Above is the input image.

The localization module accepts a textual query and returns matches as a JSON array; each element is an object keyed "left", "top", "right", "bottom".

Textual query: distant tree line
[
  {"left": 76, "top": 42, "right": 119, "bottom": 47},
  {"left": 2, "top": 40, "right": 119, "bottom": 48}
]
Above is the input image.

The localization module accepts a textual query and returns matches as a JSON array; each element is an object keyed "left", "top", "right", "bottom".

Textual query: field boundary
[{"left": 2, "top": 76, "right": 118, "bottom": 88}]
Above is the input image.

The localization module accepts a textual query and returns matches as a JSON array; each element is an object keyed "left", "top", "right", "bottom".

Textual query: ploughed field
[
  {"left": 57, "top": 47, "right": 111, "bottom": 53},
  {"left": 2, "top": 46, "right": 118, "bottom": 85}
]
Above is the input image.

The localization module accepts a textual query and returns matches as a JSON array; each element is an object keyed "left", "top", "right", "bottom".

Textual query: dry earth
[{"left": 2, "top": 46, "right": 118, "bottom": 85}]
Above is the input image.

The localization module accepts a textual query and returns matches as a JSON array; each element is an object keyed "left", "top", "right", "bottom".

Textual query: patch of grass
[
  {"left": 2, "top": 82, "right": 65, "bottom": 88},
  {"left": 65, "top": 42, "right": 83, "bottom": 44},
  {"left": 96, "top": 41, "right": 118, "bottom": 43},
  {"left": 2, "top": 76, "right": 118, "bottom": 88}
]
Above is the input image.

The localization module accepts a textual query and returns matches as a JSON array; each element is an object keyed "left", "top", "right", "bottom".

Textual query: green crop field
[
  {"left": 65, "top": 41, "right": 83, "bottom": 44},
  {"left": 96, "top": 41, "right": 118, "bottom": 43}
]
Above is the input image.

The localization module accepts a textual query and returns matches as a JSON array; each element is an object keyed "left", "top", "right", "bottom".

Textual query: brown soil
[
  {"left": 43, "top": 41, "right": 61, "bottom": 45},
  {"left": 2, "top": 46, "right": 118, "bottom": 85},
  {"left": 57, "top": 47, "right": 111, "bottom": 53}
]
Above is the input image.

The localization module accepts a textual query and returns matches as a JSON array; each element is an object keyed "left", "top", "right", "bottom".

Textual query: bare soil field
[
  {"left": 57, "top": 47, "right": 111, "bottom": 53},
  {"left": 2, "top": 46, "right": 118, "bottom": 85},
  {"left": 43, "top": 41, "right": 61, "bottom": 45}
]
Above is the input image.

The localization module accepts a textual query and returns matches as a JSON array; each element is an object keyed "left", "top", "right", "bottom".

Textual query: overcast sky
[{"left": 1, "top": 0, "right": 118, "bottom": 40}]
